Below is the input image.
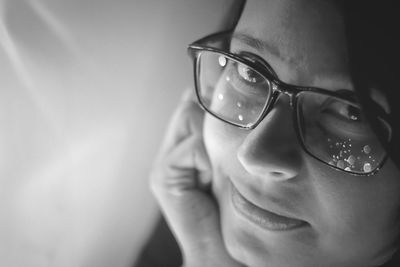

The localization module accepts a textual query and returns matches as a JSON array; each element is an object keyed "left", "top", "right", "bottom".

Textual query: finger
[
  {"left": 171, "top": 135, "right": 212, "bottom": 189},
  {"left": 152, "top": 135, "right": 211, "bottom": 195},
  {"left": 150, "top": 134, "right": 216, "bottom": 240}
]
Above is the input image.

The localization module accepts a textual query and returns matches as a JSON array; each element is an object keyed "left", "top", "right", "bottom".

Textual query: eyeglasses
[{"left": 188, "top": 31, "right": 392, "bottom": 176}]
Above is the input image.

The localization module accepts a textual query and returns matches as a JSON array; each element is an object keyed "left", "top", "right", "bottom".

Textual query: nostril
[
  {"left": 271, "top": 171, "right": 284, "bottom": 177},
  {"left": 270, "top": 171, "right": 293, "bottom": 180},
  {"left": 266, "top": 171, "right": 298, "bottom": 182}
]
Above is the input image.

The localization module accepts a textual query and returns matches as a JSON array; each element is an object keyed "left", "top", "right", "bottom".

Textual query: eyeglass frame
[{"left": 187, "top": 30, "right": 391, "bottom": 176}]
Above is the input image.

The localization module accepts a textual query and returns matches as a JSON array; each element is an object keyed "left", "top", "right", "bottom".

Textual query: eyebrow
[{"left": 232, "top": 32, "right": 286, "bottom": 62}]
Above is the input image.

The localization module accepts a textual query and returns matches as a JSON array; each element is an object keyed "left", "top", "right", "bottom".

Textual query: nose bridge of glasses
[
  {"left": 271, "top": 83, "right": 295, "bottom": 107},
  {"left": 257, "top": 83, "right": 295, "bottom": 129}
]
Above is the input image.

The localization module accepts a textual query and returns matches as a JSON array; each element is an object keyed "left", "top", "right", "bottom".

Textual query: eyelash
[{"left": 224, "top": 62, "right": 266, "bottom": 98}]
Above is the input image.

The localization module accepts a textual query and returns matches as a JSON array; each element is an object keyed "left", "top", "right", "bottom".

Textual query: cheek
[
  {"left": 203, "top": 114, "right": 245, "bottom": 208},
  {"left": 307, "top": 160, "right": 400, "bottom": 261},
  {"left": 203, "top": 114, "right": 244, "bottom": 169}
]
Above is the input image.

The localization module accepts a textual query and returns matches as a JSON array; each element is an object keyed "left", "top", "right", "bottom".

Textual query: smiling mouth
[{"left": 230, "top": 183, "right": 308, "bottom": 231}]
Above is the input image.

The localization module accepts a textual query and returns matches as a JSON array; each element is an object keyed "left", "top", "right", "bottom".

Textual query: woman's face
[{"left": 203, "top": 0, "right": 400, "bottom": 266}]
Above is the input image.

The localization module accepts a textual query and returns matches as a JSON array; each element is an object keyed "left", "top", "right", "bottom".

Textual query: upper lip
[{"left": 229, "top": 177, "right": 306, "bottom": 222}]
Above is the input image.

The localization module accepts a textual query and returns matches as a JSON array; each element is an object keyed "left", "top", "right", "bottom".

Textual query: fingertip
[
  {"left": 193, "top": 139, "right": 212, "bottom": 171},
  {"left": 181, "top": 87, "right": 198, "bottom": 103},
  {"left": 197, "top": 170, "right": 213, "bottom": 193}
]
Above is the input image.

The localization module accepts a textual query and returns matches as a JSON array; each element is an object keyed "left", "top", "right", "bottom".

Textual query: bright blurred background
[{"left": 0, "top": 0, "right": 232, "bottom": 266}]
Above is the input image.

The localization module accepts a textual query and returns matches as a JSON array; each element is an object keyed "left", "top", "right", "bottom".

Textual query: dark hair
[
  {"left": 343, "top": 2, "right": 400, "bottom": 265},
  {"left": 342, "top": 0, "right": 400, "bottom": 172}
]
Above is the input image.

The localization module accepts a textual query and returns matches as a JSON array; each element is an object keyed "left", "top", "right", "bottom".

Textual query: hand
[{"left": 150, "top": 90, "right": 244, "bottom": 267}]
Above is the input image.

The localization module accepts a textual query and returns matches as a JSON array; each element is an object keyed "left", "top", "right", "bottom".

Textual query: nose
[{"left": 237, "top": 96, "right": 303, "bottom": 181}]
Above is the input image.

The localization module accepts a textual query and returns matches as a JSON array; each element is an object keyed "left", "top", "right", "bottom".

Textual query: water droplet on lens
[
  {"left": 363, "top": 145, "right": 371, "bottom": 154},
  {"left": 218, "top": 93, "right": 224, "bottom": 100},
  {"left": 337, "top": 160, "right": 345, "bottom": 169},
  {"left": 363, "top": 163, "right": 372, "bottom": 173},
  {"left": 238, "top": 114, "right": 244, "bottom": 121},
  {"left": 218, "top": 56, "right": 227, "bottom": 67},
  {"left": 347, "top": 155, "right": 356, "bottom": 165},
  {"left": 226, "top": 76, "right": 230, "bottom": 81}
]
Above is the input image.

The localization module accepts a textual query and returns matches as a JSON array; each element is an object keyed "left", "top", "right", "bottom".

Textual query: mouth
[{"left": 230, "top": 182, "right": 309, "bottom": 232}]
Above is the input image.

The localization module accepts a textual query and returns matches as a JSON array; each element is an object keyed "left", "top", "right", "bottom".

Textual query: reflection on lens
[
  {"left": 218, "top": 55, "right": 227, "bottom": 67},
  {"left": 324, "top": 137, "right": 379, "bottom": 173},
  {"left": 197, "top": 51, "right": 271, "bottom": 127},
  {"left": 297, "top": 91, "right": 388, "bottom": 174}
]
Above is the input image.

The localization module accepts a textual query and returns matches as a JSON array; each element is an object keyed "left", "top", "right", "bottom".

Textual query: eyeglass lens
[
  {"left": 198, "top": 51, "right": 271, "bottom": 127},
  {"left": 196, "top": 51, "right": 389, "bottom": 174},
  {"left": 297, "top": 91, "right": 388, "bottom": 174}
]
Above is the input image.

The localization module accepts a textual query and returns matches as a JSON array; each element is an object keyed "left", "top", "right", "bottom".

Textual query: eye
[
  {"left": 315, "top": 98, "right": 372, "bottom": 138},
  {"left": 327, "top": 100, "right": 363, "bottom": 122},
  {"left": 236, "top": 62, "right": 264, "bottom": 84}
]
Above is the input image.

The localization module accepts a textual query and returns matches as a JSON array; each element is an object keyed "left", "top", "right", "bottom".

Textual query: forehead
[{"left": 233, "top": 0, "right": 352, "bottom": 91}]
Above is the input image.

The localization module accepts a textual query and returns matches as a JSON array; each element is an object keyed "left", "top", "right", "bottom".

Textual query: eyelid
[
  {"left": 232, "top": 50, "right": 278, "bottom": 78},
  {"left": 335, "top": 88, "right": 389, "bottom": 119},
  {"left": 333, "top": 89, "right": 358, "bottom": 103},
  {"left": 225, "top": 63, "right": 267, "bottom": 98},
  {"left": 318, "top": 96, "right": 362, "bottom": 124},
  {"left": 235, "top": 61, "right": 265, "bottom": 84}
]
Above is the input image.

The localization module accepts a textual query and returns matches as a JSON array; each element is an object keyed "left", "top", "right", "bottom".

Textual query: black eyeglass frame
[{"left": 187, "top": 31, "right": 391, "bottom": 176}]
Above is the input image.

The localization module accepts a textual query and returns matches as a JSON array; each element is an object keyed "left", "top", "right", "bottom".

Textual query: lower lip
[{"left": 231, "top": 184, "right": 308, "bottom": 231}]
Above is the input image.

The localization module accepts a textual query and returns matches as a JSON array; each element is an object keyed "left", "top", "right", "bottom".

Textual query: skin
[{"left": 203, "top": 0, "right": 400, "bottom": 267}]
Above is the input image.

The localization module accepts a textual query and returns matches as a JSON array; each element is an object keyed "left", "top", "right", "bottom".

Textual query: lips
[{"left": 231, "top": 182, "right": 308, "bottom": 231}]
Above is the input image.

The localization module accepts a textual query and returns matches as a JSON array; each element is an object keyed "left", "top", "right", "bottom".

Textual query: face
[{"left": 203, "top": 1, "right": 400, "bottom": 266}]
